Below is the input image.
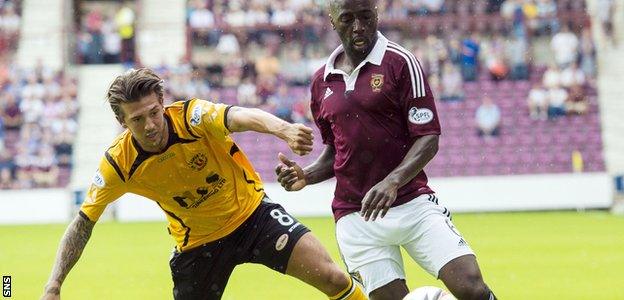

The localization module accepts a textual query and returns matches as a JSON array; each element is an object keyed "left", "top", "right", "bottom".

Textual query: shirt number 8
[{"left": 270, "top": 209, "right": 294, "bottom": 226}]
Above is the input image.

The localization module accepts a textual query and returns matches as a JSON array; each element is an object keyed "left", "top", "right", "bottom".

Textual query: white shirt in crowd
[
  {"left": 189, "top": 8, "right": 215, "bottom": 30},
  {"left": 528, "top": 87, "right": 548, "bottom": 106},
  {"left": 560, "top": 67, "right": 585, "bottom": 87},
  {"left": 548, "top": 88, "right": 568, "bottom": 107},
  {"left": 542, "top": 67, "right": 561, "bottom": 89},
  {"left": 551, "top": 31, "right": 579, "bottom": 66}
]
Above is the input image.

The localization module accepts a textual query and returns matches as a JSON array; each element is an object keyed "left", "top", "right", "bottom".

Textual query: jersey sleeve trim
[
  {"left": 105, "top": 151, "right": 126, "bottom": 182},
  {"left": 223, "top": 105, "right": 233, "bottom": 132},
  {"left": 387, "top": 42, "right": 426, "bottom": 98},
  {"left": 183, "top": 99, "right": 202, "bottom": 139},
  {"left": 78, "top": 210, "right": 93, "bottom": 222}
]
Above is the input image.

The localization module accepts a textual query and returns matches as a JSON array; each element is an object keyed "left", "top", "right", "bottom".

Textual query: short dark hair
[{"left": 106, "top": 68, "right": 164, "bottom": 122}]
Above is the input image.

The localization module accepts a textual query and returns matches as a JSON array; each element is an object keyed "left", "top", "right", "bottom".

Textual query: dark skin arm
[
  {"left": 41, "top": 214, "right": 96, "bottom": 300},
  {"left": 360, "top": 134, "right": 439, "bottom": 221},
  {"left": 275, "top": 144, "right": 336, "bottom": 191}
]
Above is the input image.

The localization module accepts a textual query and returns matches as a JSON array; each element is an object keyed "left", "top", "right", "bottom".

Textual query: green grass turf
[{"left": 1, "top": 211, "right": 623, "bottom": 299}]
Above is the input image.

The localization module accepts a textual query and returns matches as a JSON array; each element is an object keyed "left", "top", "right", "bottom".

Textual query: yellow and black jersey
[{"left": 81, "top": 99, "right": 265, "bottom": 252}]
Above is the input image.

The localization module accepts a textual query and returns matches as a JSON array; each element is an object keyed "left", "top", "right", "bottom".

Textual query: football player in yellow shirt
[{"left": 41, "top": 68, "right": 366, "bottom": 300}]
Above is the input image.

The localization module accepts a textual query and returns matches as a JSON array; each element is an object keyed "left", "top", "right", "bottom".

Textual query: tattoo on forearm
[{"left": 48, "top": 215, "right": 95, "bottom": 287}]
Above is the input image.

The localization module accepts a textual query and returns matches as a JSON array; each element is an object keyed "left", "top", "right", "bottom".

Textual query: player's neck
[{"left": 338, "top": 38, "right": 378, "bottom": 74}]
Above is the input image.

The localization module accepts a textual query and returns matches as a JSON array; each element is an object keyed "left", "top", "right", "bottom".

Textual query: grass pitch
[{"left": 1, "top": 211, "right": 623, "bottom": 299}]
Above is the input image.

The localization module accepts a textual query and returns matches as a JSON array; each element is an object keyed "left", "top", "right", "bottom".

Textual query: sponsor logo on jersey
[
  {"left": 187, "top": 153, "right": 208, "bottom": 171},
  {"left": 190, "top": 105, "right": 203, "bottom": 126},
  {"left": 158, "top": 152, "right": 176, "bottom": 163},
  {"left": 275, "top": 233, "right": 289, "bottom": 251},
  {"left": 93, "top": 169, "right": 105, "bottom": 187},
  {"left": 370, "top": 73, "right": 384, "bottom": 92},
  {"left": 408, "top": 107, "right": 434, "bottom": 124}
]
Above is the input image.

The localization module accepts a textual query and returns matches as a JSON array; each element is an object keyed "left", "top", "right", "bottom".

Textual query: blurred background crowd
[{"left": 0, "top": 0, "right": 616, "bottom": 188}]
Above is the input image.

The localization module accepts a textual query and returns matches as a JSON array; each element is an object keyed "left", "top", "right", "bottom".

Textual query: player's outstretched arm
[
  {"left": 226, "top": 106, "right": 313, "bottom": 155},
  {"left": 276, "top": 145, "right": 336, "bottom": 191},
  {"left": 41, "top": 213, "right": 96, "bottom": 300}
]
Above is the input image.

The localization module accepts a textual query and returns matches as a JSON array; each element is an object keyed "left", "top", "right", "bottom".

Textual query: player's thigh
[
  {"left": 246, "top": 200, "right": 311, "bottom": 273},
  {"left": 169, "top": 244, "right": 236, "bottom": 300},
  {"left": 336, "top": 212, "right": 406, "bottom": 295},
  {"left": 402, "top": 199, "right": 474, "bottom": 278},
  {"left": 284, "top": 232, "right": 349, "bottom": 292}
]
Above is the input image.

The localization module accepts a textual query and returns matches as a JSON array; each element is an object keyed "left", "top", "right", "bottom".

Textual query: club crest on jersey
[
  {"left": 188, "top": 153, "right": 208, "bottom": 171},
  {"left": 190, "top": 105, "right": 203, "bottom": 126},
  {"left": 370, "top": 73, "right": 384, "bottom": 92},
  {"left": 408, "top": 107, "right": 434, "bottom": 124}
]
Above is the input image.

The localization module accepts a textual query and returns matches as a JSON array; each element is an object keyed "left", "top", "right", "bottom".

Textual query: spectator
[
  {"left": 115, "top": 3, "right": 135, "bottom": 64},
  {"left": 560, "top": 62, "right": 586, "bottom": 88},
  {"left": 579, "top": 28, "right": 597, "bottom": 79},
  {"left": 596, "top": 0, "right": 616, "bottom": 46},
  {"left": 0, "top": 167, "right": 13, "bottom": 189},
  {"left": 1, "top": 93, "right": 22, "bottom": 130},
  {"left": 266, "top": 84, "right": 294, "bottom": 122},
  {"left": 440, "top": 62, "right": 464, "bottom": 101},
  {"left": 237, "top": 77, "right": 260, "bottom": 106},
  {"left": 476, "top": 97, "right": 501, "bottom": 137},
  {"left": 216, "top": 33, "right": 240, "bottom": 55},
  {"left": 0, "top": 2, "right": 21, "bottom": 39},
  {"left": 566, "top": 84, "right": 588, "bottom": 115},
  {"left": 543, "top": 63, "right": 562, "bottom": 89},
  {"left": 188, "top": 0, "right": 218, "bottom": 46},
  {"left": 460, "top": 34, "right": 480, "bottom": 81},
  {"left": 527, "top": 82, "right": 548, "bottom": 120},
  {"left": 270, "top": 1, "right": 296, "bottom": 26},
  {"left": 536, "top": 0, "right": 559, "bottom": 35},
  {"left": 102, "top": 16, "right": 121, "bottom": 63},
  {"left": 547, "top": 85, "right": 568, "bottom": 119},
  {"left": 551, "top": 25, "right": 579, "bottom": 67},
  {"left": 507, "top": 37, "right": 529, "bottom": 80},
  {"left": 32, "top": 144, "right": 59, "bottom": 188},
  {"left": 484, "top": 35, "right": 508, "bottom": 81},
  {"left": 281, "top": 47, "right": 310, "bottom": 86}
]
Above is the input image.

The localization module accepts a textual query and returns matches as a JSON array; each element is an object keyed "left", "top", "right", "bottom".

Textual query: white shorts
[{"left": 335, "top": 194, "right": 474, "bottom": 295}]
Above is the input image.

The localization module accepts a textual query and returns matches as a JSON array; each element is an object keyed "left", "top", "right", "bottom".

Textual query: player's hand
[
  {"left": 360, "top": 179, "right": 399, "bottom": 221},
  {"left": 283, "top": 123, "right": 313, "bottom": 156},
  {"left": 275, "top": 153, "right": 307, "bottom": 191}
]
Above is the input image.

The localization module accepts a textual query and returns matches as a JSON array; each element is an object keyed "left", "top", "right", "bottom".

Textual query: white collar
[{"left": 323, "top": 31, "right": 389, "bottom": 80}]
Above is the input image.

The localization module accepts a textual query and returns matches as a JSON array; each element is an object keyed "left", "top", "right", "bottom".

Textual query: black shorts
[{"left": 169, "top": 197, "right": 310, "bottom": 300}]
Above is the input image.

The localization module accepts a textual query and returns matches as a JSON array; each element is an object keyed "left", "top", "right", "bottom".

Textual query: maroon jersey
[{"left": 310, "top": 32, "right": 441, "bottom": 221}]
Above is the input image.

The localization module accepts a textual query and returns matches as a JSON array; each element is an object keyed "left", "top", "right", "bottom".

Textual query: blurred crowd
[
  {"left": 0, "top": 0, "right": 20, "bottom": 54},
  {"left": 76, "top": 1, "right": 136, "bottom": 64},
  {"left": 0, "top": 58, "right": 79, "bottom": 189},
  {"left": 184, "top": 0, "right": 598, "bottom": 139}
]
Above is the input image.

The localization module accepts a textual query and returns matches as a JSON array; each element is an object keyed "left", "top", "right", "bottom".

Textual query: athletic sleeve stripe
[
  {"left": 78, "top": 210, "right": 92, "bottom": 222},
  {"left": 183, "top": 99, "right": 201, "bottom": 139},
  {"left": 104, "top": 151, "right": 125, "bottom": 182},
  {"left": 388, "top": 42, "right": 426, "bottom": 98},
  {"left": 387, "top": 48, "right": 418, "bottom": 98},
  {"left": 224, "top": 105, "right": 233, "bottom": 132}
]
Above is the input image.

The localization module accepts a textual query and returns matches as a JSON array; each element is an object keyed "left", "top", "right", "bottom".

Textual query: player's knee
[
  {"left": 453, "top": 278, "right": 490, "bottom": 300},
  {"left": 325, "top": 266, "right": 350, "bottom": 291}
]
